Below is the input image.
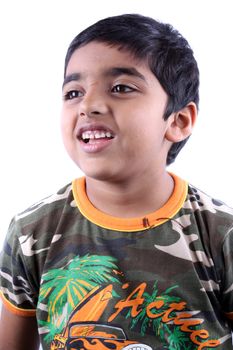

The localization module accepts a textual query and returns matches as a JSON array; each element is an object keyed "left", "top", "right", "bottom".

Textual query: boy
[{"left": 0, "top": 13, "right": 233, "bottom": 350}]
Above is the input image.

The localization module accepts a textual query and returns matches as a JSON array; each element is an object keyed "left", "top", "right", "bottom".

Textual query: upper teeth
[{"left": 81, "top": 131, "right": 113, "bottom": 140}]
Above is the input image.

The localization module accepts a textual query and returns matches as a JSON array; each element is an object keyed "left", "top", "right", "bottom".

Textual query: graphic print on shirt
[{"left": 38, "top": 254, "right": 221, "bottom": 350}]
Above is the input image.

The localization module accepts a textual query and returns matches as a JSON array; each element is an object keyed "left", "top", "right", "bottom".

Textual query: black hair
[{"left": 64, "top": 14, "right": 199, "bottom": 165}]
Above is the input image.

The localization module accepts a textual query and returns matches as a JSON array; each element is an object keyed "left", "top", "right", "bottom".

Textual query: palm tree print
[
  {"left": 167, "top": 326, "right": 192, "bottom": 349},
  {"left": 128, "top": 282, "right": 190, "bottom": 349},
  {"left": 38, "top": 254, "right": 120, "bottom": 342}
]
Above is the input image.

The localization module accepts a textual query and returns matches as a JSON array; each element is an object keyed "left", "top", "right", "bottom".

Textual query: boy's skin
[
  {"left": 0, "top": 41, "right": 197, "bottom": 349},
  {"left": 61, "top": 42, "right": 197, "bottom": 217}
]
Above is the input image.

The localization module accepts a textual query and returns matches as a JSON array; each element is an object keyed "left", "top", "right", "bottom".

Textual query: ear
[{"left": 165, "top": 102, "right": 197, "bottom": 143}]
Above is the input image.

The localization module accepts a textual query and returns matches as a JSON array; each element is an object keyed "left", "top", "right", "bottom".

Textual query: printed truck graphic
[
  {"left": 52, "top": 323, "right": 151, "bottom": 349},
  {"left": 50, "top": 285, "right": 152, "bottom": 350}
]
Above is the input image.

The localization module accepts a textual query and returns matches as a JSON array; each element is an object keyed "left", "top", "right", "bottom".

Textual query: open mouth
[{"left": 79, "top": 130, "right": 114, "bottom": 144}]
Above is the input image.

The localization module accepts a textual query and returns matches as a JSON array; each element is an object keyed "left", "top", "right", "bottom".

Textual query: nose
[{"left": 79, "top": 88, "right": 109, "bottom": 118}]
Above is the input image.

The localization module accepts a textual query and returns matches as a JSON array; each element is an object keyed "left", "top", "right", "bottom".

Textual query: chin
[
  {"left": 78, "top": 165, "right": 115, "bottom": 181},
  {"left": 74, "top": 156, "right": 113, "bottom": 179}
]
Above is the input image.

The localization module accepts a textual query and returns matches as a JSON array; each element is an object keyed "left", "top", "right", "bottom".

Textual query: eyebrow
[
  {"left": 62, "top": 73, "right": 81, "bottom": 88},
  {"left": 104, "top": 67, "right": 146, "bottom": 81},
  {"left": 62, "top": 67, "right": 146, "bottom": 88}
]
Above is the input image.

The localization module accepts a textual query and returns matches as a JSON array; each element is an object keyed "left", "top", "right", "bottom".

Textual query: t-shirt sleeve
[
  {"left": 0, "top": 217, "right": 37, "bottom": 316},
  {"left": 221, "top": 227, "right": 233, "bottom": 327}
]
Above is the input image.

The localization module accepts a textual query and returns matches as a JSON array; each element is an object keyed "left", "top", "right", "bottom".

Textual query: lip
[{"left": 77, "top": 122, "right": 115, "bottom": 154}]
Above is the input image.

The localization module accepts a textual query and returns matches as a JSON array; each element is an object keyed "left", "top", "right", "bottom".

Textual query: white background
[
  {"left": 0, "top": 0, "right": 232, "bottom": 244},
  {"left": 0, "top": 1, "right": 233, "bottom": 346}
]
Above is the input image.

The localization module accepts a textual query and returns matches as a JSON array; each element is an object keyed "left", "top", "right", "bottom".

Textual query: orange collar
[{"left": 72, "top": 174, "right": 187, "bottom": 232}]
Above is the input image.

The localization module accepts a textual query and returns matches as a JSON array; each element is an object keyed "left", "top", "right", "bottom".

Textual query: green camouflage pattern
[{"left": 1, "top": 179, "right": 233, "bottom": 349}]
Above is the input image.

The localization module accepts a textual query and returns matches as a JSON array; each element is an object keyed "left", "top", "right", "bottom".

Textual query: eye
[
  {"left": 63, "top": 90, "right": 84, "bottom": 100},
  {"left": 111, "top": 84, "right": 135, "bottom": 93}
]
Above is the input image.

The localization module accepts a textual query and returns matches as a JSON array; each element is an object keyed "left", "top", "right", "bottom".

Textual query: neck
[{"left": 85, "top": 170, "right": 174, "bottom": 218}]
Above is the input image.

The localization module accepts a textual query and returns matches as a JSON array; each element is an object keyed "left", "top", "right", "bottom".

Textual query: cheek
[
  {"left": 60, "top": 121, "right": 75, "bottom": 157},
  {"left": 60, "top": 117, "right": 69, "bottom": 146},
  {"left": 60, "top": 108, "right": 77, "bottom": 138}
]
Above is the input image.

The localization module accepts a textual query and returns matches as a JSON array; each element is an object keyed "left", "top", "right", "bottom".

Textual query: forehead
[{"left": 65, "top": 41, "right": 150, "bottom": 77}]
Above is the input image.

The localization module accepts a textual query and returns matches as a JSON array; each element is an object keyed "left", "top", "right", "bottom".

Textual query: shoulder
[
  {"left": 5, "top": 181, "right": 81, "bottom": 249},
  {"left": 1, "top": 181, "right": 82, "bottom": 282},
  {"left": 186, "top": 183, "right": 233, "bottom": 216},
  {"left": 183, "top": 183, "right": 233, "bottom": 239},
  {"left": 15, "top": 182, "right": 73, "bottom": 221},
  {"left": 12, "top": 182, "right": 77, "bottom": 228}
]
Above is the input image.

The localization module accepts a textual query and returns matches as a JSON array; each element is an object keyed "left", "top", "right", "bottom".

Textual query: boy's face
[{"left": 61, "top": 42, "right": 172, "bottom": 183}]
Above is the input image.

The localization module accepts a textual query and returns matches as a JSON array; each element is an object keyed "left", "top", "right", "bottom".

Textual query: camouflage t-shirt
[{"left": 1, "top": 174, "right": 233, "bottom": 350}]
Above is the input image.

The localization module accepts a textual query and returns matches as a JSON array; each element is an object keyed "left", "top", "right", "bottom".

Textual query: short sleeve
[
  {"left": 0, "top": 217, "right": 37, "bottom": 316},
  {"left": 221, "top": 227, "right": 233, "bottom": 326}
]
